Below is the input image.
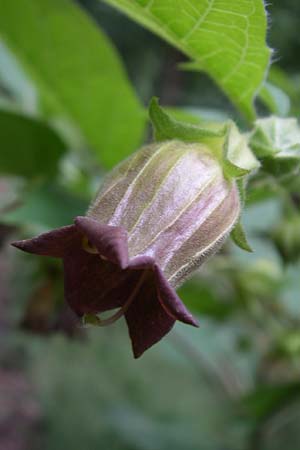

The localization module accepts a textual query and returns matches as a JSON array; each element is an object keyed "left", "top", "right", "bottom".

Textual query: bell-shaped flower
[{"left": 12, "top": 100, "right": 258, "bottom": 357}]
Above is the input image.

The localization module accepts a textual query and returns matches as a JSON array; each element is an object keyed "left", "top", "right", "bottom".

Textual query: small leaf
[
  {"left": 102, "top": 0, "right": 271, "bottom": 120},
  {"left": 0, "top": 110, "right": 66, "bottom": 178},
  {"left": 231, "top": 221, "right": 253, "bottom": 252}
]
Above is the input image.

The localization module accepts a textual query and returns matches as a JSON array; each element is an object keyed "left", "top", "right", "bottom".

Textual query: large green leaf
[
  {"left": 102, "top": 0, "right": 271, "bottom": 120},
  {"left": 0, "top": 110, "right": 66, "bottom": 178},
  {"left": 0, "top": 0, "right": 145, "bottom": 168}
]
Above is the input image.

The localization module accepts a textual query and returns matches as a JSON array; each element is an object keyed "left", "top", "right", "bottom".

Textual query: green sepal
[
  {"left": 231, "top": 178, "right": 252, "bottom": 253},
  {"left": 222, "top": 122, "right": 260, "bottom": 179},
  {"left": 231, "top": 221, "right": 253, "bottom": 252},
  {"left": 223, "top": 159, "right": 250, "bottom": 179},
  {"left": 149, "top": 97, "right": 226, "bottom": 142},
  {"left": 236, "top": 178, "right": 247, "bottom": 206},
  {"left": 149, "top": 98, "right": 259, "bottom": 181}
]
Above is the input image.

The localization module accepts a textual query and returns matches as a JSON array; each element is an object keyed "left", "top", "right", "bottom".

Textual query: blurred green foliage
[{"left": 0, "top": 0, "right": 145, "bottom": 168}]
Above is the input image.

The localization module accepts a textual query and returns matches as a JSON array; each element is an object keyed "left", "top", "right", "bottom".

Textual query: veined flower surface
[
  {"left": 12, "top": 140, "right": 240, "bottom": 357},
  {"left": 89, "top": 140, "right": 240, "bottom": 286}
]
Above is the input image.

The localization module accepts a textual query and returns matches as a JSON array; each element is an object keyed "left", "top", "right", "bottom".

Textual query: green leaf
[
  {"left": 0, "top": 110, "right": 66, "bottom": 178},
  {"left": 0, "top": 0, "right": 145, "bottom": 168},
  {"left": 102, "top": 0, "right": 271, "bottom": 120},
  {"left": 231, "top": 221, "right": 253, "bottom": 252}
]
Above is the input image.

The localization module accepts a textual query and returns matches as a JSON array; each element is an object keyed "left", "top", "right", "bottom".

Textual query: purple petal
[
  {"left": 125, "top": 270, "right": 175, "bottom": 358},
  {"left": 128, "top": 257, "right": 198, "bottom": 325},
  {"left": 11, "top": 225, "right": 80, "bottom": 258},
  {"left": 74, "top": 216, "right": 129, "bottom": 269},
  {"left": 154, "top": 265, "right": 199, "bottom": 327},
  {"left": 63, "top": 244, "right": 138, "bottom": 316}
]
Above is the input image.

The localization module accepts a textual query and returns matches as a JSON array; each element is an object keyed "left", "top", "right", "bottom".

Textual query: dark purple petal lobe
[
  {"left": 11, "top": 225, "right": 80, "bottom": 258},
  {"left": 125, "top": 271, "right": 175, "bottom": 358},
  {"left": 154, "top": 265, "right": 199, "bottom": 327},
  {"left": 63, "top": 244, "right": 138, "bottom": 316},
  {"left": 74, "top": 216, "right": 129, "bottom": 269}
]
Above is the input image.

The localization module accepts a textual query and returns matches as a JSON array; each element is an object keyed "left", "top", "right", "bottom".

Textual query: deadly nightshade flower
[{"left": 12, "top": 99, "right": 259, "bottom": 357}]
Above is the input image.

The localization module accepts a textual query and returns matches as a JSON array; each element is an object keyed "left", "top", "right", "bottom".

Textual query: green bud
[{"left": 250, "top": 116, "right": 300, "bottom": 179}]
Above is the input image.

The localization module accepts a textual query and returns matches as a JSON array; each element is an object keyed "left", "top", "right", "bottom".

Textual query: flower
[{"left": 12, "top": 100, "right": 257, "bottom": 357}]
